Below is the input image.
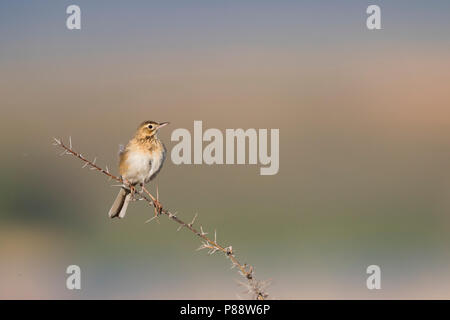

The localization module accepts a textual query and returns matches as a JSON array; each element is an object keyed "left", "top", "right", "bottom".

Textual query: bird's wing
[{"left": 118, "top": 144, "right": 125, "bottom": 156}]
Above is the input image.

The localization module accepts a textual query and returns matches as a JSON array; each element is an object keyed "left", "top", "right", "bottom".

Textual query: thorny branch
[{"left": 53, "top": 137, "right": 270, "bottom": 300}]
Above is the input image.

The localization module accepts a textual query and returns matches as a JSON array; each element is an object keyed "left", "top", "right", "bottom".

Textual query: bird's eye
[{"left": 148, "top": 124, "right": 153, "bottom": 129}]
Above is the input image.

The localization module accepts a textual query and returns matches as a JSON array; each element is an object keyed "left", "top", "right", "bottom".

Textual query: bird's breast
[{"left": 121, "top": 147, "right": 165, "bottom": 185}]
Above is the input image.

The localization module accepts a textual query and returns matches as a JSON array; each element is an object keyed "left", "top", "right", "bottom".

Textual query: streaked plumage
[{"left": 108, "top": 120, "right": 168, "bottom": 219}]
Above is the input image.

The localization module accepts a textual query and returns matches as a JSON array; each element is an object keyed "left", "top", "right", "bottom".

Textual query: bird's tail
[{"left": 108, "top": 187, "right": 132, "bottom": 219}]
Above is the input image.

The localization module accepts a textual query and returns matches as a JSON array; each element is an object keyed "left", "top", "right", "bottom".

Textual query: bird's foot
[
  {"left": 142, "top": 186, "right": 163, "bottom": 219},
  {"left": 153, "top": 198, "right": 163, "bottom": 215},
  {"left": 123, "top": 180, "right": 137, "bottom": 201}
]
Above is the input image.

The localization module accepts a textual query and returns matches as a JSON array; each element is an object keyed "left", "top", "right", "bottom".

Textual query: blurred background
[{"left": 1, "top": 0, "right": 450, "bottom": 299}]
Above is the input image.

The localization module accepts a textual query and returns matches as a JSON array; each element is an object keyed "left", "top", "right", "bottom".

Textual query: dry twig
[{"left": 53, "top": 137, "right": 269, "bottom": 300}]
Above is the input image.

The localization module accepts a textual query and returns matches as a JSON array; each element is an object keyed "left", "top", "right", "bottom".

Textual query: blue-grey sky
[{"left": 1, "top": 0, "right": 450, "bottom": 64}]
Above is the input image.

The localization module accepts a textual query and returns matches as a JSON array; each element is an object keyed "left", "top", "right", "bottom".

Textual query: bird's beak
[{"left": 158, "top": 122, "right": 170, "bottom": 129}]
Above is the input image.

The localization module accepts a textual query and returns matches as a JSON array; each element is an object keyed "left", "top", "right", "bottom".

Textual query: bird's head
[{"left": 136, "top": 120, "right": 170, "bottom": 139}]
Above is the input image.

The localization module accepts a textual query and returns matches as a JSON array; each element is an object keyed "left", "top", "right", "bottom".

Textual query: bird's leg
[
  {"left": 132, "top": 183, "right": 149, "bottom": 205},
  {"left": 141, "top": 185, "right": 162, "bottom": 217},
  {"left": 123, "top": 179, "right": 137, "bottom": 201}
]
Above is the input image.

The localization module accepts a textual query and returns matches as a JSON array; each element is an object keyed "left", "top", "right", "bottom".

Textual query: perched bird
[{"left": 108, "top": 120, "right": 169, "bottom": 219}]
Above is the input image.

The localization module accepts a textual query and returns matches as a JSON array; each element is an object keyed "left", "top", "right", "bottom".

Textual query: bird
[{"left": 108, "top": 120, "right": 169, "bottom": 219}]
